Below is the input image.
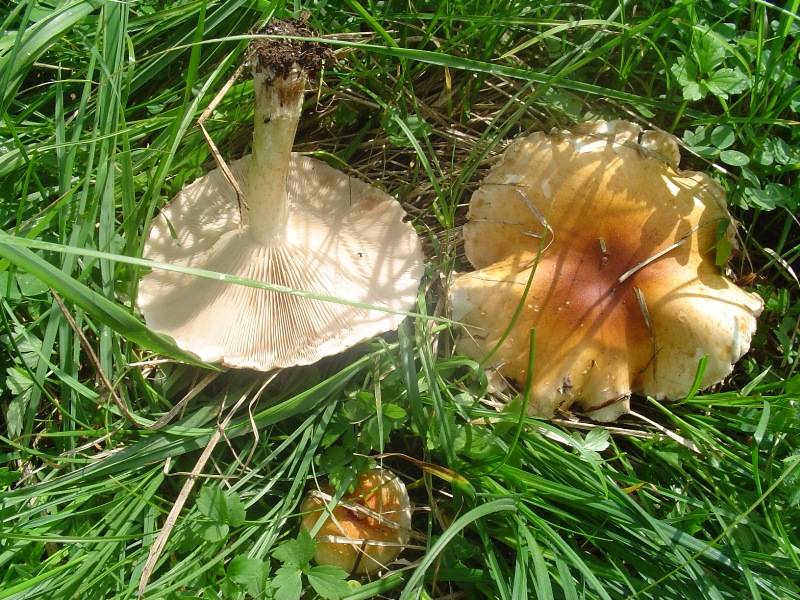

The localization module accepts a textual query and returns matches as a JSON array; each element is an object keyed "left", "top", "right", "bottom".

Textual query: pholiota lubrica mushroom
[
  {"left": 449, "top": 120, "right": 763, "bottom": 422},
  {"left": 138, "top": 22, "right": 423, "bottom": 370},
  {"left": 300, "top": 468, "right": 412, "bottom": 575}
]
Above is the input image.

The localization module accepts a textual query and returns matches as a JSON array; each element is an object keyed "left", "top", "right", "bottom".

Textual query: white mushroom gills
[{"left": 137, "top": 44, "right": 424, "bottom": 370}]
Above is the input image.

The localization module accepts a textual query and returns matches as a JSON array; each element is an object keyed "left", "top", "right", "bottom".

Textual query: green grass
[{"left": 1, "top": 0, "right": 799, "bottom": 598}]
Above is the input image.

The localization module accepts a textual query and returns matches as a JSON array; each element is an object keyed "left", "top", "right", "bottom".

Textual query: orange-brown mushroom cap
[
  {"left": 450, "top": 121, "right": 763, "bottom": 421},
  {"left": 300, "top": 468, "right": 411, "bottom": 575}
]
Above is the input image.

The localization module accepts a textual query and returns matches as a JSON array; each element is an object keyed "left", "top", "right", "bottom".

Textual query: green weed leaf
[
  {"left": 272, "top": 530, "right": 316, "bottom": 567},
  {"left": 0, "top": 467, "right": 21, "bottom": 488},
  {"left": 719, "top": 149, "right": 749, "bottom": 166},
  {"left": 271, "top": 565, "right": 303, "bottom": 600},
  {"left": 343, "top": 392, "right": 375, "bottom": 423},
  {"left": 199, "top": 522, "right": 229, "bottom": 543},
  {"left": 15, "top": 273, "right": 48, "bottom": 296},
  {"left": 745, "top": 183, "right": 794, "bottom": 210},
  {"left": 225, "top": 492, "right": 246, "bottom": 527},
  {"left": 227, "top": 555, "right": 264, "bottom": 584},
  {"left": 710, "top": 125, "right": 735, "bottom": 150},
  {"left": 382, "top": 403, "right": 407, "bottom": 421},
  {"left": 682, "top": 125, "right": 708, "bottom": 147},
  {"left": 763, "top": 137, "right": 793, "bottom": 165},
  {"left": 383, "top": 112, "right": 433, "bottom": 148},
  {"left": 671, "top": 58, "right": 703, "bottom": 101},
  {"left": 706, "top": 68, "right": 750, "bottom": 98},
  {"left": 693, "top": 33, "right": 727, "bottom": 73},
  {"left": 197, "top": 486, "right": 226, "bottom": 521},
  {"left": 196, "top": 487, "right": 246, "bottom": 527},
  {"left": 5, "top": 366, "right": 33, "bottom": 438},
  {"left": 583, "top": 428, "right": 610, "bottom": 453},
  {"left": 307, "top": 565, "right": 351, "bottom": 599},
  {"left": 715, "top": 220, "right": 733, "bottom": 266}
]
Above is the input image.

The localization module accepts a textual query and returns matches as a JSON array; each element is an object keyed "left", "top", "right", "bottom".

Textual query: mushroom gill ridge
[
  {"left": 139, "top": 156, "right": 423, "bottom": 371},
  {"left": 141, "top": 236, "right": 394, "bottom": 369}
]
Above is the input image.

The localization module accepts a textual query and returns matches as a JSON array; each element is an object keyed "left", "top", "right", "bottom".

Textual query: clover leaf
[
  {"left": 671, "top": 28, "right": 751, "bottom": 102},
  {"left": 270, "top": 530, "right": 350, "bottom": 600}
]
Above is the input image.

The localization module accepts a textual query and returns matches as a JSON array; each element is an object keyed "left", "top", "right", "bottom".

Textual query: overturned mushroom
[
  {"left": 450, "top": 121, "right": 763, "bottom": 421},
  {"left": 300, "top": 468, "right": 412, "bottom": 575},
  {"left": 138, "top": 23, "right": 423, "bottom": 370}
]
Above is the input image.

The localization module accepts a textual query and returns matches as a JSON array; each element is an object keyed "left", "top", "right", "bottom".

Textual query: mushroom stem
[{"left": 246, "top": 67, "right": 306, "bottom": 243}]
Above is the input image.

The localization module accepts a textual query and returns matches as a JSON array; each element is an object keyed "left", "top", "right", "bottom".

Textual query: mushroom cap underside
[
  {"left": 139, "top": 154, "right": 424, "bottom": 370},
  {"left": 450, "top": 121, "right": 763, "bottom": 421}
]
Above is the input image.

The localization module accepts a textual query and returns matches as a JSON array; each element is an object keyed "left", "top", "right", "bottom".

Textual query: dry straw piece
[
  {"left": 450, "top": 120, "right": 763, "bottom": 421},
  {"left": 300, "top": 468, "right": 412, "bottom": 575},
  {"left": 138, "top": 24, "right": 423, "bottom": 370}
]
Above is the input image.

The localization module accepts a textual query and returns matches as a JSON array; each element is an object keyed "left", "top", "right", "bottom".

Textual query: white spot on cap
[
  {"left": 662, "top": 175, "right": 681, "bottom": 197},
  {"left": 574, "top": 139, "right": 606, "bottom": 154},
  {"left": 502, "top": 173, "right": 525, "bottom": 185}
]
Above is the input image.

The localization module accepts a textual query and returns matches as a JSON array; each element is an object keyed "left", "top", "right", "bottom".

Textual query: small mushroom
[
  {"left": 450, "top": 120, "right": 763, "bottom": 421},
  {"left": 138, "top": 23, "right": 423, "bottom": 370},
  {"left": 300, "top": 468, "right": 412, "bottom": 575}
]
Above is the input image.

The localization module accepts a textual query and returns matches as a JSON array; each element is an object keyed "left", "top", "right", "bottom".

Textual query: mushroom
[
  {"left": 138, "top": 22, "right": 423, "bottom": 370},
  {"left": 449, "top": 120, "right": 763, "bottom": 421},
  {"left": 300, "top": 468, "right": 412, "bottom": 575}
]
